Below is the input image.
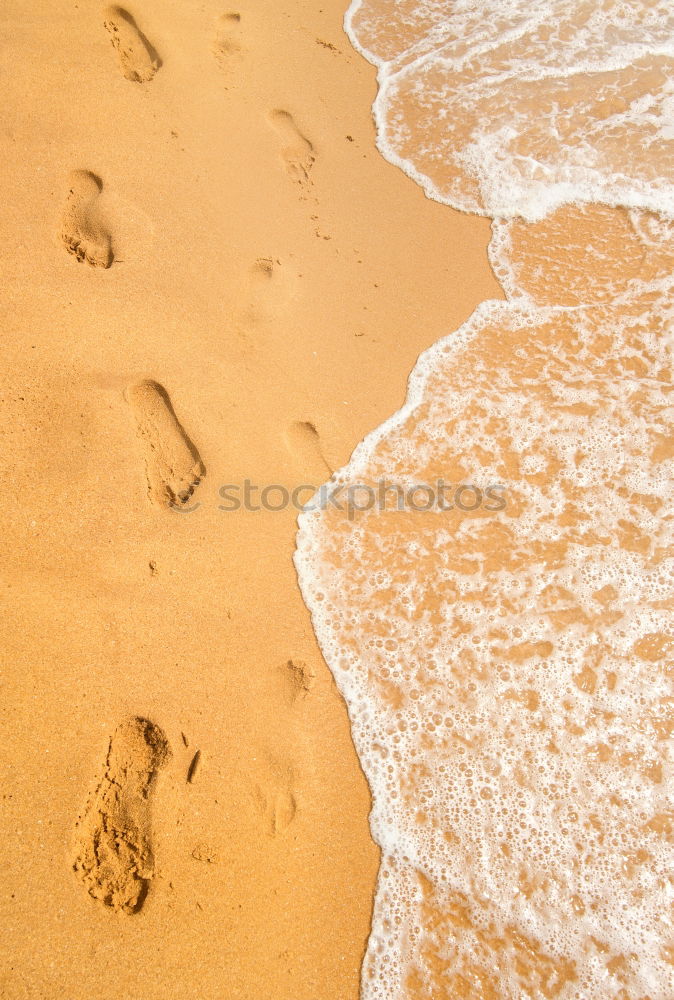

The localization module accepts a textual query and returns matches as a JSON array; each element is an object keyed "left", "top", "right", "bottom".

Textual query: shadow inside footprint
[
  {"left": 73, "top": 717, "right": 171, "bottom": 914},
  {"left": 103, "top": 6, "right": 161, "bottom": 83},
  {"left": 127, "top": 380, "right": 206, "bottom": 509},
  {"left": 61, "top": 170, "right": 113, "bottom": 269}
]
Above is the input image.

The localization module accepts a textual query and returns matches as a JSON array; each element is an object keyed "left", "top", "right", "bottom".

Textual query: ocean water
[{"left": 295, "top": 2, "right": 674, "bottom": 998}]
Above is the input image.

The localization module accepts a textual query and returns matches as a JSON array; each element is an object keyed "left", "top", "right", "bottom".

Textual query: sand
[{"left": 0, "top": 1, "right": 500, "bottom": 997}]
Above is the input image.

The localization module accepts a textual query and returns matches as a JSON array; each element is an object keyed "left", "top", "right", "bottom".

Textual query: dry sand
[{"left": 0, "top": 0, "right": 500, "bottom": 996}]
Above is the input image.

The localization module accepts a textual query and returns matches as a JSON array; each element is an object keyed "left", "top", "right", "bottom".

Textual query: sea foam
[{"left": 295, "top": 2, "right": 674, "bottom": 997}]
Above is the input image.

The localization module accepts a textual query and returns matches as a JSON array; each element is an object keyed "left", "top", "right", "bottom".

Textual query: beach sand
[{"left": 0, "top": 1, "right": 500, "bottom": 997}]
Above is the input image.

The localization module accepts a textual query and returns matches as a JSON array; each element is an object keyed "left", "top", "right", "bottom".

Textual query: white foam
[{"left": 346, "top": 0, "right": 674, "bottom": 220}]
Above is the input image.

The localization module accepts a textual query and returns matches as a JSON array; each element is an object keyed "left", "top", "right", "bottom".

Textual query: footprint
[
  {"left": 73, "top": 717, "right": 171, "bottom": 914},
  {"left": 212, "top": 11, "right": 242, "bottom": 67},
  {"left": 127, "top": 380, "right": 205, "bottom": 509},
  {"left": 248, "top": 258, "right": 277, "bottom": 319},
  {"left": 61, "top": 170, "right": 113, "bottom": 269},
  {"left": 285, "top": 420, "right": 332, "bottom": 484},
  {"left": 268, "top": 110, "right": 315, "bottom": 192},
  {"left": 103, "top": 6, "right": 161, "bottom": 83},
  {"left": 252, "top": 256, "right": 274, "bottom": 282},
  {"left": 280, "top": 658, "right": 315, "bottom": 705},
  {"left": 255, "top": 761, "right": 297, "bottom": 836},
  {"left": 242, "top": 257, "right": 296, "bottom": 323}
]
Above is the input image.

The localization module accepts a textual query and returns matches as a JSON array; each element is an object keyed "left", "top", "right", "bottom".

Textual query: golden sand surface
[{"left": 0, "top": 1, "right": 500, "bottom": 997}]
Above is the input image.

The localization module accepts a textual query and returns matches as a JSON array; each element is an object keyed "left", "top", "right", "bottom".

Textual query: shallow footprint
[
  {"left": 280, "top": 658, "right": 315, "bottom": 705},
  {"left": 248, "top": 257, "right": 277, "bottom": 318},
  {"left": 73, "top": 717, "right": 170, "bottom": 914},
  {"left": 251, "top": 256, "right": 274, "bottom": 282},
  {"left": 242, "top": 256, "right": 296, "bottom": 323},
  {"left": 61, "top": 170, "right": 112, "bottom": 269},
  {"left": 127, "top": 380, "right": 206, "bottom": 509},
  {"left": 285, "top": 420, "right": 332, "bottom": 486},
  {"left": 212, "top": 11, "right": 242, "bottom": 68},
  {"left": 255, "top": 760, "right": 297, "bottom": 836},
  {"left": 103, "top": 6, "right": 160, "bottom": 83},
  {"left": 268, "top": 110, "right": 315, "bottom": 192}
]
